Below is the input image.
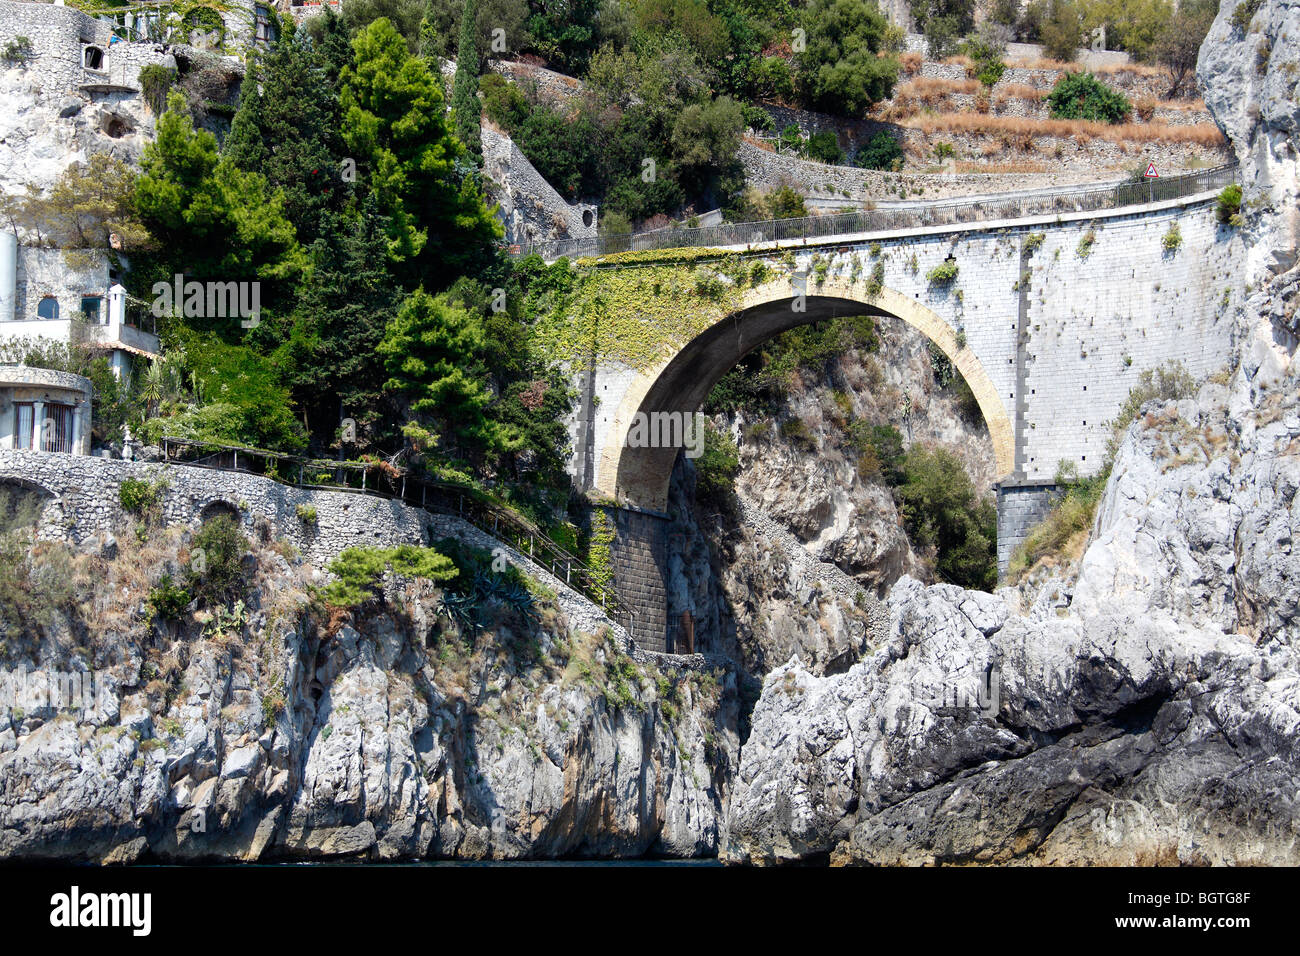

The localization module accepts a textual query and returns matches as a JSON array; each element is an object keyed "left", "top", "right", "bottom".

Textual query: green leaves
[
  {"left": 134, "top": 91, "right": 305, "bottom": 311},
  {"left": 1046, "top": 72, "right": 1132, "bottom": 124},
  {"left": 322, "top": 544, "right": 457, "bottom": 607},
  {"left": 340, "top": 18, "right": 500, "bottom": 280},
  {"left": 379, "top": 289, "right": 517, "bottom": 463},
  {"left": 894, "top": 444, "right": 997, "bottom": 591},
  {"left": 795, "top": 0, "right": 900, "bottom": 117}
]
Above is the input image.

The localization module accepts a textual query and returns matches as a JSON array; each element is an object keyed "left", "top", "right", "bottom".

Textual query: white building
[{"left": 0, "top": 232, "right": 159, "bottom": 382}]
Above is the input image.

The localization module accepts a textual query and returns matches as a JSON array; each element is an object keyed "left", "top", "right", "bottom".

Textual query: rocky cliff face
[
  {"left": 727, "top": 368, "right": 1300, "bottom": 864},
  {"left": 1199, "top": 0, "right": 1300, "bottom": 279},
  {"left": 664, "top": 312, "right": 996, "bottom": 678},
  {"left": 725, "top": 0, "right": 1300, "bottom": 865},
  {"left": 0, "top": 530, "right": 736, "bottom": 862}
]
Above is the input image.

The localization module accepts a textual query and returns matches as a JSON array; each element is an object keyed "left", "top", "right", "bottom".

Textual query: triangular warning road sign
[{"left": 1144, "top": 162, "right": 1159, "bottom": 178}]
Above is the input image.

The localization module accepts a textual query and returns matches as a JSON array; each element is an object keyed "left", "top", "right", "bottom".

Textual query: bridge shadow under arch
[{"left": 601, "top": 277, "right": 1015, "bottom": 511}]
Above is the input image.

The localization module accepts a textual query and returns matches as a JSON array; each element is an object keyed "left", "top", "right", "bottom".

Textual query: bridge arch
[{"left": 597, "top": 276, "right": 1015, "bottom": 511}]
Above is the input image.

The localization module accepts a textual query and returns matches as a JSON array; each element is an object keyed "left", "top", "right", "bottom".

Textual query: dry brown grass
[
  {"left": 1007, "top": 55, "right": 1078, "bottom": 70},
  {"left": 998, "top": 82, "right": 1046, "bottom": 101},
  {"left": 1095, "top": 62, "right": 1163, "bottom": 78},
  {"left": 954, "top": 160, "right": 1050, "bottom": 173},
  {"left": 904, "top": 112, "right": 1227, "bottom": 146},
  {"left": 900, "top": 51, "right": 922, "bottom": 75},
  {"left": 1135, "top": 96, "right": 1157, "bottom": 121}
]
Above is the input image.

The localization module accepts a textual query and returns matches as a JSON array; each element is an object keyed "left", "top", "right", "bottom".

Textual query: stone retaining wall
[
  {"left": 995, "top": 482, "right": 1063, "bottom": 573},
  {"left": 0, "top": 449, "right": 627, "bottom": 643}
]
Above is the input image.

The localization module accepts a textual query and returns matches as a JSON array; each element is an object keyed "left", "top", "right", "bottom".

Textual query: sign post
[{"left": 1144, "top": 162, "right": 1159, "bottom": 203}]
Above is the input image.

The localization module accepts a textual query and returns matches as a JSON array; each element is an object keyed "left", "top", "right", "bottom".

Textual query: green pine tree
[
  {"left": 132, "top": 91, "right": 305, "bottom": 331},
  {"left": 340, "top": 17, "right": 500, "bottom": 284},
  {"left": 224, "top": 23, "right": 348, "bottom": 247},
  {"left": 378, "top": 288, "right": 518, "bottom": 466}
]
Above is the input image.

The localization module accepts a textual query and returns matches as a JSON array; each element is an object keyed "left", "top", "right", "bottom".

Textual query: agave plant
[
  {"left": 438, "top": 591, "right": 482, "bottom": 633},
  {"left": 501, "top": 581, "right": 539, "bottom": 621},
  {"left": 471, "top": 569, "right": 506, "bottom": 602}
]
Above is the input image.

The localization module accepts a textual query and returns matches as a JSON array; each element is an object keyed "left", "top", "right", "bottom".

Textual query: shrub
[
  {"left": 119, "top": 477, "right": 167, "bottom": 520},
  {"left": 1038, "top": 0, "right": 1084, "bottom": 62},
  {"left": 1048, "top": 73, "right": 1131, "bottom": 124},
  {"left": 924, "top": 15, "right": 962, "bottom": 59},
  {"left": 295, "top": 504, "right": 318, "bottom": 524},
  {"left": 1162, "top": 223, "right": 1182, "bottom": 252},
  {"left": 854, "top": 130, "right": 904, "bottom": 171},
  {"left": 1076, "top": 228, "right": 1097, "bottom": 257},
  {"left": 1231, "top": 0, "right": 1263, "bottom": 32},
  {"left": 187, "top": 515, "right": 249, "bottom": 607},
  {"left": 322, "top": 544, "right": 456, "bottom": 608},
  {"left": 795, "top": 0, "right": 901, "bottom": 116},
  {"left": 741, "top": 103, "right": 774, "bottom": 133},
  {"left": 894, "top": 444, "right": 997, "bottom": 590},
  {"left": 847, "top": 422, "right": 906, "bottom": 485},
  {"left": 976, "top": 59, "right": 1006, "bottom": 87},
  {"left": 866, "top": 260, "right": 885, "bottom": 297},
  {"left": 138, "top": 64, "right": 177, "bottom": 115},
  {"left": 779, "top": 417, "right": 817, "bottom": 452},
  {"left": 806, "top": 130, "right": 844, "bottom": 164},
  {"left": 1215, "top": 184, "right": 1243, "bottom": 224},
  {"left": 146, "top": 574, "right": 191, "bottom": 624},
  {"left": 927, "top": 260, "right": 960, "bottom": 284},
  {"left": 764, "top": 186, "right": 807, "bottom": 220},
  {"left": 933, "top": 141, "right": 956, "bottom": 160},
  {"left": 2, "top": 36, "right": 34, "bottom": 63},
  {"left": 694, "top": 423, "right": 740, "bottom": 506}
]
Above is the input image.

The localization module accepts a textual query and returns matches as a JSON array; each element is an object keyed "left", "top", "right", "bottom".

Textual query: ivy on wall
[
  {"left": 586, "top": 508, "right": 616, "bottom": 604},
  {"left": 533, "top": 248, "right": 785, "bottom": 372}
]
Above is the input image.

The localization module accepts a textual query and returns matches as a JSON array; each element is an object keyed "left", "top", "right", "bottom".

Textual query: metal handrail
[
  {"left": 515, "top": 162, "right": 1239, "bottom": 261},
  {"left": 157, "top": 437, "right": 627, "bottom": 623}
]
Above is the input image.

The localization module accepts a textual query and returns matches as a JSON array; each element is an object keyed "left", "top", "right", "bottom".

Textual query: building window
[
  {"left": 44, "top": 403, "right": 75, "bottom": 452},
  {"left": 15, "top": 402, "right": 75, "bottom": 452},
  {"left": 36, "top": 296, "right": 60, "bottom": 320},
  {"left": 81, "top": 295, "right": 104, "bottom": 324},
  {"left": 83, "top": 45, "right": 105, "bottom": 70},
  {"left": 254, "top": 5, "right": 278, "bottom": 44},
  {"left": 13, "top": 403, "right": 33, "bottom": 450}
]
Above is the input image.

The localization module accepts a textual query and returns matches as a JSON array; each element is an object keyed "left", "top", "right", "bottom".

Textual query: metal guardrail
[
  {"left": 516, "top": 162, "right": 1239, "bottom": 261},
  {"left": 158, "top": 437, "right": 627, "bottom": 624}
]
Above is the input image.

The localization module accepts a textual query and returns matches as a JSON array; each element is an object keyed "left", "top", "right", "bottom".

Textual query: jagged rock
[{"left": 726, "top": 381, "right": 1300, "bottom": 865}]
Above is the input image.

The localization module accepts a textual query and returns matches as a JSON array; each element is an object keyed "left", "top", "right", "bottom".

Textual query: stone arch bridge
[{"left": 565, "top": 179, "right": 1243, "bottom": 650}]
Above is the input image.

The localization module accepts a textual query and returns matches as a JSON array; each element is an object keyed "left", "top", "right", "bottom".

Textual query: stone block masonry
[
  {"left": 598, "top": 505, "right": 670, "bottom": 653},
  {"left": 996, "top": 482, "right": 1063, "bottom": 574}
]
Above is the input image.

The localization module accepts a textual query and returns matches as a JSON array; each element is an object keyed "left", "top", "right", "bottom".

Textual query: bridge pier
[{"left": 995, "top": 481, "right": 1063, "bottom": 576}]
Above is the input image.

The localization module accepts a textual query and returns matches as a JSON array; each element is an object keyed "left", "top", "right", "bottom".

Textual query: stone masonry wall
[
  {"left": 482, "top": 123, "right": 597, "bottom": 246},
  {"left": 995, "top": 482, "right": 1062, "bottom": 573},
  {"left": 0, "top": 447, "right": 631, "bottom": 642},
  {"left": 600, "top": 505, "right": 670, "bottom": 653}
]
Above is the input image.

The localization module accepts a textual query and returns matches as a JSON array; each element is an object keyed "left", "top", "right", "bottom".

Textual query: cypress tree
[{"left": 451, "top": 0, "right": 482, "bottom": 160}]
